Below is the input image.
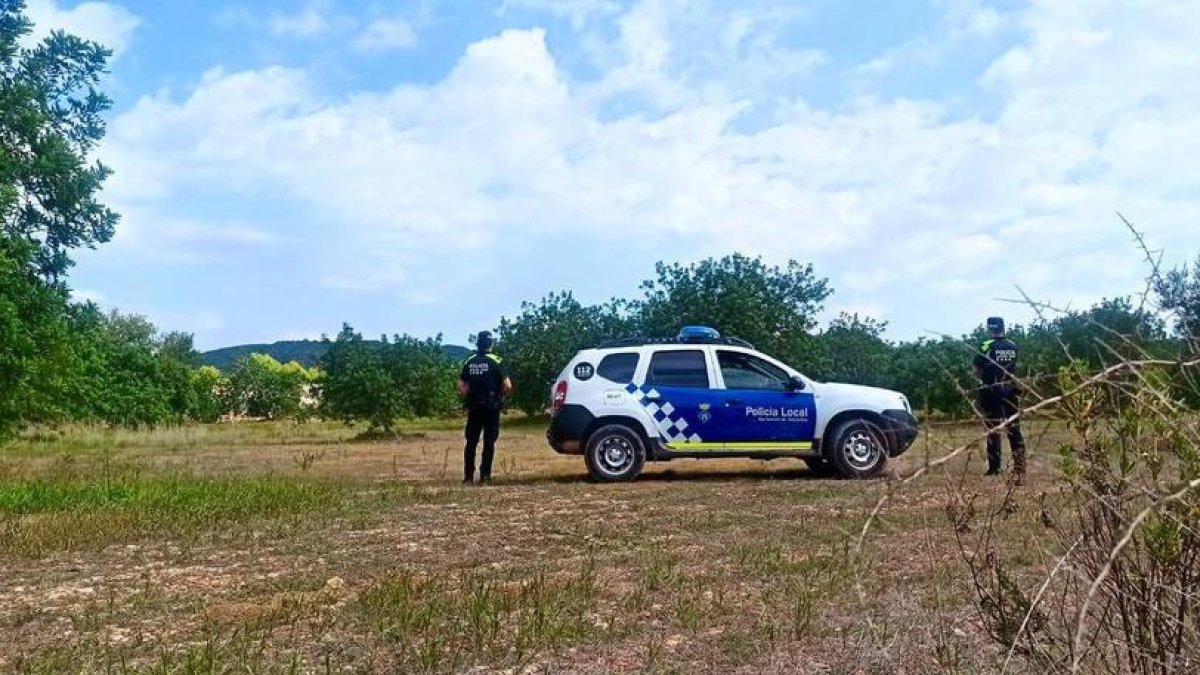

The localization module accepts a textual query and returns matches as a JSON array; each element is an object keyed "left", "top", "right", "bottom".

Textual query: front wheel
[
  {"left": 584, "top": 425, "right": 647, "bottom": 482},
  {"left": 828, "top": 419, "right": 889, "bottom": 479}
]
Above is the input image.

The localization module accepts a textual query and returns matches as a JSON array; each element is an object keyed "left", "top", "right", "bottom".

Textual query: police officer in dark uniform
[
  {"left": 973, "top": 317, "right": 1026, "bottom": 480},
  {"left": 457, "top": 331, "right": 513, "bottom": 484}
]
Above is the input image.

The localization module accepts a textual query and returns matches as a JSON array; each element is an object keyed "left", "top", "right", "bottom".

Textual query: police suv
[{"left": 547, "top": 327, "right": 918, "bottom": 481}]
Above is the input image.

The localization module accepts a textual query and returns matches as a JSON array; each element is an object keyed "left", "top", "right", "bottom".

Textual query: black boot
[{"left": 984, "top": 466, "right": 1002, "bottom": 477}]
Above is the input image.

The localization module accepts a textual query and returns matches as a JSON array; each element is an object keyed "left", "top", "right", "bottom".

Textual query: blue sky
[{"left": 27, "top": 0, "right": 1200, "bottom": 350}]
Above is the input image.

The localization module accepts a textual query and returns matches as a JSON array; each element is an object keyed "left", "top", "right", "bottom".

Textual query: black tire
[
  {"left": 803, "top": 457, "right": 835, "bottom": 476},
  {"left": 828, "top": 418, "right": 889, "bottom": 479},
  {"left": 584, "top": 424, "right": 647, "bottom": 482}
]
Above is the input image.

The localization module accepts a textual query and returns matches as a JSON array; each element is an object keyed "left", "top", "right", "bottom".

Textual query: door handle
[{"left": 645, "top": 392, "right": 662, "bottom": 401}]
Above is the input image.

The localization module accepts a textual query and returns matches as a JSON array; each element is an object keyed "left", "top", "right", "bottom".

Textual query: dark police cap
[
  {"left": 476, "top": 331, "right": 495, "bottom": 349},
  {"left": 986, "top": 317, "right": 1005, "bottom": 331}
]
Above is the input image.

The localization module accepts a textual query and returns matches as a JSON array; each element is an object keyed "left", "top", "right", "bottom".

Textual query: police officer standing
[
  {"left": 457, "top": 331, "right": 513, "bottom": 485},
  {"left": 973, "top": 317, "right": 1026, "bottom": 481}
]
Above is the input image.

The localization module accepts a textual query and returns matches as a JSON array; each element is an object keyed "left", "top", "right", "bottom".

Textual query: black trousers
[
  {"left": 464, "top": 407, "right": 501, "bottom": 480},
  {"left": 982, "top": 391, "right": 1026, "bottom": 472}
]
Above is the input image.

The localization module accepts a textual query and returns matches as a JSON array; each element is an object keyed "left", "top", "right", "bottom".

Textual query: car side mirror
[{"left": 788, "top": 375, "right": 806, "bottom": 391}]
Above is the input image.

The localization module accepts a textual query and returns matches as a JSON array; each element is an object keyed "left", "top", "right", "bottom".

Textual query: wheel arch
[
  {"left": 819, "top": 409, "right": 888, "bottom": 460},
  {"left": 583, "top": 415, "right": 656, "bottom": 453}
]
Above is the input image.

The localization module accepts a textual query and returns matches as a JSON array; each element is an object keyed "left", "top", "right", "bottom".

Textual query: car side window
[
  {"left": 646, "top": 350, "right": 709, "bottom": 389},
  {"left": 597, "top": 352, "right": 639, "bottom": 384},
  {"left": 718, "top": 351, "right": 789, "bottom": 391}
]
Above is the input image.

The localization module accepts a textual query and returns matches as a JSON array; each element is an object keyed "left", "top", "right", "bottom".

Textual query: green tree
[
  {"left": 811, "top": 313, "right": 894, "bottom": 388},
  {"left": 1154, "top": 262, "right": 1200, "bottom": 406},
  {"left": 317, "top": 324, "right": 460, "bottom": 432},
  {"left": 497, "top": 293, "right": 637, "bottom": 414},
  {"left": 387, "top": 335, "right": 459, "bottom": 418},
  {"left": 187, "top": 365, "right": 227, "bottom": 423},
  {"left": 1, "top": 0, "right": 118, "bottom": 279},
  {"left": 0, "top": 0, "right": 118, "bottom": 436},
  {"left": 890, "top": 336, "right": 977, "bottom": 417},
  {"left": 1048, "top": 297, "right": 1170, "bottom": 369},
  {"left": 227, "top": 353, "right": 313, "bottom": 420},
  {"left": 1157, "top": 255, "right": 1200, "bottom": 340},
  {"left": 159, "top": 331, "right": 201, "bottom": 367},
  {"left": 636, "top": 254, "right": 831, "bottom": 369},
  {"left": 0, "top": 238, "right": 72, "bottom": 437},
  {"left": 62, "top": 307, "right": 184, "bottom": 425},
  {"left": 318, "top": 325, "right": 401, "bottom": 432}
]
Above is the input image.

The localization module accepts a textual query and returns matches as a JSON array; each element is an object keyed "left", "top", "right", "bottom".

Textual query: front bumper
[
  {"left": 880, "top": 409, "right": 919, "bottom": 457},
  {"left": 547, "top": 404, "right": 594, "bottom": 455}
]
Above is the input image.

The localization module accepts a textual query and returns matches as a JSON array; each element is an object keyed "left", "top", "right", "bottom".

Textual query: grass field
[{"left": 0, "top": 418, "right": 1068, "bottom": 674}]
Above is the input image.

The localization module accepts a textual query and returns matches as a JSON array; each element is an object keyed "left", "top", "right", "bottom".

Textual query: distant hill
[{"left": 201, "top": 340, "right": 473, "bottom": 371}]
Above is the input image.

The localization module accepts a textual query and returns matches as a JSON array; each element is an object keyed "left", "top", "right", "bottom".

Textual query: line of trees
[
  {"left": 493, "top": 255, "right": 1199, "bottom": 417},
  {"left": 9, "top": 251, "right": 1196, "bottom": 439}
]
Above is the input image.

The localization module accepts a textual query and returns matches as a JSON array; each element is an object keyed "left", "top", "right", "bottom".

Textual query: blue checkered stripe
[{"left": 624, "top": 384, "right": 703, "bottom": 444}]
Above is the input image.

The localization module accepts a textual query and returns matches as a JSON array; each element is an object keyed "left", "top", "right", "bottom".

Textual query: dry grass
[{"left": 0, "top": 418, "right": 1071, "bottom": 673}]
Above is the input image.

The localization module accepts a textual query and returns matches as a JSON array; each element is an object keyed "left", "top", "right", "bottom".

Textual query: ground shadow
[{"left": 495, "top": 467, "right": 840, "bottom": 487}]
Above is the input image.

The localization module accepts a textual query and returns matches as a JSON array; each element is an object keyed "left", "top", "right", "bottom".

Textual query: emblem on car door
[{"left": 698, "top": 403, "right": 712, "bottom": 423}]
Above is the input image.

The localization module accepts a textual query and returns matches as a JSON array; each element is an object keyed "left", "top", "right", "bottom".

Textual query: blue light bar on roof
[{"left": 678, "top": 326, "right": 721, "bottom": 342}]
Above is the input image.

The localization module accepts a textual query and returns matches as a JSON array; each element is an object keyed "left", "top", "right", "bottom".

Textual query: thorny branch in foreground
[{"left": 848, "top": 220, "right": 1200, "bottom": 674}]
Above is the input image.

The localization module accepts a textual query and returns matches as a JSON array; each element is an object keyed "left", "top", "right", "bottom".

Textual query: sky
[{"left": 26, "top": 0, "right": 1200, "bottom": 350}]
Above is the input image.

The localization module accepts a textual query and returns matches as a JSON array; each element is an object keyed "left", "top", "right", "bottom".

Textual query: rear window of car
[
  {"left": 646, "top": 350, "right": 710, "bottom": 389},
  {"left": 597, "top": 352, "right": 639, "bottom": 383}
]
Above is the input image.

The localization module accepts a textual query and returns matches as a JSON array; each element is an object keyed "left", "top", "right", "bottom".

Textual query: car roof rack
[{"left": 596, "top": 335, "right": 756, "bottom": 350}]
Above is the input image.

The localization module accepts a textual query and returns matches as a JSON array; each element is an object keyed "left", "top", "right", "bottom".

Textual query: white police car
[{"left": 547, "top": 327, "right": 918, "bottom": 481}]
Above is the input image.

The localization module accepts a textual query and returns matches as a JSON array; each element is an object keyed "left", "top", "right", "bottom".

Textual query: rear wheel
[
  {"left": 828, "top": 419, "right": 888, "bottom": 479},
  {"left": 584, "top": 425, "right": 647, "bottom": 482}
]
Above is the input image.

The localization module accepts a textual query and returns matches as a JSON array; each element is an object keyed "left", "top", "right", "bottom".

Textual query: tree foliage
[
  {"left": 0, "top": 0, "right": 118, "bottom": 437},
  {"left": 1, "top": 0, "right": 118, "bottom": 279},
  {"left": 317, "top": 324, "right": 459, "bottom": 433},
  {"left": 187, "top": 366, "right": 227, "bottom": 423},
  {"left": 637, "top": 254, "right": 830, "bottom": 368},
  {"left": 496, "top": 293, "right": 636, "bottom": 415},
  {"left": 811, "top": 313, "right": 893, "bottom": 389},
  {"left": 226, "top": 353, "right": 316, "bottom": 421},
  {"left": 1158, "top": 254, "right": 1200, "bottom": 341},
  {"left": 60, "top": 307, "right": 200, "bottom": 425},
  {"left": 0, "top": 238, "right": 71, "bottom": 436}
]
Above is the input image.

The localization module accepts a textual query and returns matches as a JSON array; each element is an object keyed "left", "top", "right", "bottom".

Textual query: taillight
[{"left": 552, "top": 380, "right": 568, "bottom": 414}]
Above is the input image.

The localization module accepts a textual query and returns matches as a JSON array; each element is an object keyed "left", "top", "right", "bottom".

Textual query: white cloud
[
  {"left": 354, "top": 17, "right": 418, "bottom": 53},
  {"left": 500, "top": 0, "right": 622, "bottom": 28},
  {"left": 578, "top": 0, "right": 823, "bottom": 112},
  {"left": 856, "top": 0, "right": 1013, "bottom": 78},
  {"left": 24, "top": 0, "right": 140, "bottom": 57},
  {"left": 268, "top": 1, "right": 347, "bottom": 39},
  {"left": 98, "top": 0, "right": 1200, "bottom": 338}
]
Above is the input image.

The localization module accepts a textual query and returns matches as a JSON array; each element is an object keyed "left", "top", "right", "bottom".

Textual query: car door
[
  {"left": 636, "top": 348, "right": 715, "bottom": 448},
  {"left": 710, "top": 349, "right": 816, "bottom": 449}
]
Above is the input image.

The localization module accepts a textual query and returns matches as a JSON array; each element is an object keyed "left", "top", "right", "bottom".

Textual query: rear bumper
[
  {"left": 880, "top": 409, "right": 919, "bottom": 457},
  {"left": 547, "top": 404, "right": 594, "bottom": 455}
]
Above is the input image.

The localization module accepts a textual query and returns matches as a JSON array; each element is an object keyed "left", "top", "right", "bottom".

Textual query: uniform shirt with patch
[
  {"left": 973, "top": 338, "right": 1019, "bottom": 386},
  {"left": 460, "top": 352, "right": 508, "bottom": 409}
]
